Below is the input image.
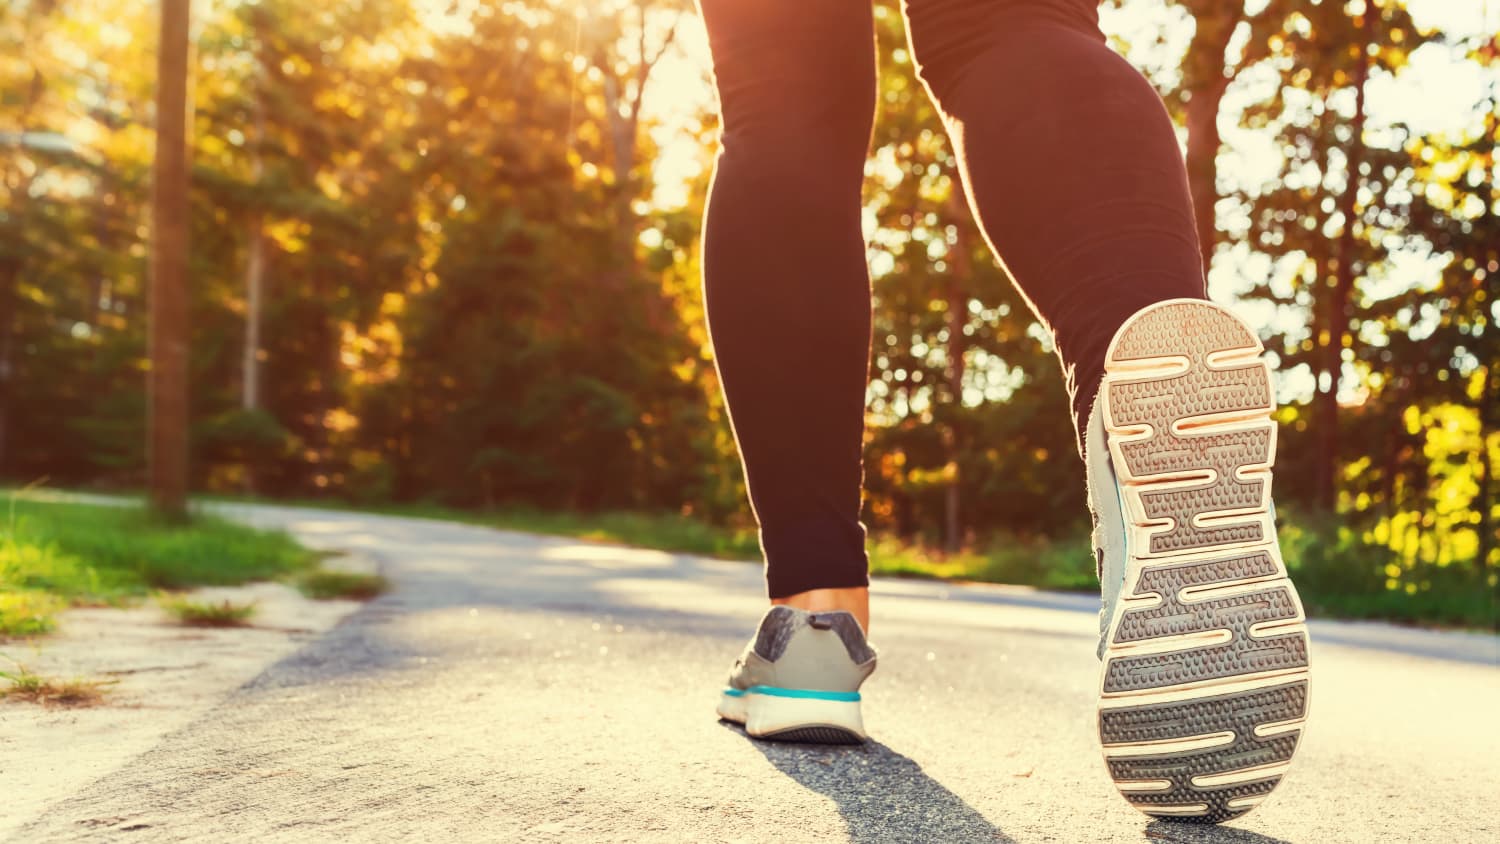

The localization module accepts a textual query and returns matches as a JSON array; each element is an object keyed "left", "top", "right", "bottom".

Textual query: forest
[{"left": 2, "top": 0, "right": 1495, "bottom": 625}]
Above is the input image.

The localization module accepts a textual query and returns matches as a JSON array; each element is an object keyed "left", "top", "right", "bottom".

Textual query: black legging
[{"left": 699, "top": 0, "right": 1206, "bottom": 598}]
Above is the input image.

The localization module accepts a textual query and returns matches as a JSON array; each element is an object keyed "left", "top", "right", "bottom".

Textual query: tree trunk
[
  {"left": 240, "top": 212, "right": 265, "bottom": 495},
  {"left": 1181, "top": 8, "right": 1239, "bottom": 275},
  {"left": 242, "top": 86, "right": 266, "bottom": 416},
  {"left": 1316, "top": 7, "right": 1373, "bottom": 512},
  {"left": 600, "top": 1, "right": 678, "bottom": 256},
  {"left": 241, "top": 88, "right": 266, "bottom": 494},
  {"left": 595, "top": 68, "right": 648, "bottom": 350},
  {"left": 1477, "top": 359, "right": 1495, "bottom": 574},
  {"left": 1184, "top": 80, "right": 1227, "bottom": 276},
  {"left": 601, "top": 69, "right": 639, "bottom": 260},
  {"left": 591, "top": 7, "right": 681, "bottom": 334},
  {"left": 149, "top": 0, "right": 192, "bottom": 521},
  {"left": 0, "top": 69, "right": 47, "bottom": 477},
  {"left": 943, "top": 197, "right": 972, "bottom": 553},
  {"left": 0, "top": 258, "right": 17, "bottom": 475},
  {"left": 1473, "top": 76, "right": 1498, "bottom": 574},
  {"left": 942, "top": 314, "right": 964, "bottom": 554},
  {"left": 242, "top": 220, "right": 264, "bottom": 413}
]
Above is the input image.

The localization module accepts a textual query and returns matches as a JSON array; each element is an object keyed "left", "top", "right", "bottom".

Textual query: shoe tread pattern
[
  {"left": 758, "top": 726, "right": 864, "bottom": 744},
  {"left": 1104, "top": 552, "right": 1306, "bottom": 692},
  {"left": 1099, "top": 300, "right": 1310, "bottom": 825}
]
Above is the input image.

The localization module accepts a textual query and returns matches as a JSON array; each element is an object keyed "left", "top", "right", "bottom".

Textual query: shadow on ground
[
  {"left": 725, "top": 724, "right": 1299, "bottom": 844},
  {"left": 1142, "top": 818, "right": 1293, "bottom": 844},
  {"left": 724, "top": 723, "right": 1016, "bottom": 843}
]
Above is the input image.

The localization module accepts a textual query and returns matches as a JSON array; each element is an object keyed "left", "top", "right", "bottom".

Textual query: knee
[
  {"left": 903, "top": 0, "right": 1108, "bottom": 108},
  {"left": 704, "top": 2, "right": 875, "bottom": 170},
  {"left": 919, "top": 24, "right": 1170, "bottom": 163},
  {"left": 714, "top": 69, "right": 874, "bottom": 178}
]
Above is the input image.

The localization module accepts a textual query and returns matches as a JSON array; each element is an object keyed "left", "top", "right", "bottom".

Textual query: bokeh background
[{"left": 2, "top": 0, "right": 1495, "bottom": 626}]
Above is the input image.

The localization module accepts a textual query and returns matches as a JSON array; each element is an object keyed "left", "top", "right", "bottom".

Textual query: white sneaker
[
  {"left": 1088, "top": 298, "right": 1311, "bottom": 823},
  {"left": 717, "top": 606, "right": 876, "bottom": 744}
]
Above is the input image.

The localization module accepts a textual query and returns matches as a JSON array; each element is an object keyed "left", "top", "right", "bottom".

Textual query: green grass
[
  {"left": 358, "top": 502, "right": 1103, "bottom": 590},
  {"left": 295, "top": 570, "right": 390, "bottom": 601},
  {"left": 24, "top": 489, "right": 1498, "bottom": 630},
  {"left": 867, "top": 533, "right": 1097, "bottom": 591},
  {"left": 360, "top": 502, "right": 1494, "bottom": 629},
  {"left": 193, "top": 493, "right": 767, "bottom": 561},
  {"left": 0, "top": 496, "right": 313, "bottom": 637},
  {"left": 1299, "top": 589, "right": 1496, "bottom": 629},
  {"left": 158, "top": 596, "right": 259, "bottom": 627},
  {"left": 196, "top": 493, "right": 1496, "bottom": 628},
  {"left": 387, "top": 503, "right": 766, "bottom": 561},
  {"left": 214, "top": 494, "right": 1103, "bottom": 591}
]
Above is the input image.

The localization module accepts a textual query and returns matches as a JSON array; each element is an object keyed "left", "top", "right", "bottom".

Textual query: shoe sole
[
  {"left": 1097, "top": 299, "right": 1310, "bottom": 824},
  {"left": 717, "top": 690, "right": 866, "bottom": 744}
]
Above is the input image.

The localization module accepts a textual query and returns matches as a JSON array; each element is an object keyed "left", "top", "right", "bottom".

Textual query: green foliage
[
  {"left": 1279, "top": 508, "right": 1497, "bottom": 629},
  {"left": 869, "top": 532, "right": 1098, "bottom": 592},
  {"left": 0, "top": 590, "right": 65, "bottom": 637},
  {"left": 0, "top": 497, "right": 313, "bottom": 636}
]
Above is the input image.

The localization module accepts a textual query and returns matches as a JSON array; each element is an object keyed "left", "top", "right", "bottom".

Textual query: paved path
[{"left": 17, "top": 503, "right": 1499, "bottom": 842}]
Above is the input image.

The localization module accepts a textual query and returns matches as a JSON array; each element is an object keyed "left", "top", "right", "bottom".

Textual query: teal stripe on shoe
[
  {"left": 746, "top": 685, "right": 860, "bottom": 702},
  {"left": 722, "top": 688, "right": 746, "bottom": 698}
]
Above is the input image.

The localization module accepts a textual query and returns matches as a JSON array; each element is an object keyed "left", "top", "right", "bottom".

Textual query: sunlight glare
[{"left": 640, "top": 13, "right": 714, "bottom": 209}]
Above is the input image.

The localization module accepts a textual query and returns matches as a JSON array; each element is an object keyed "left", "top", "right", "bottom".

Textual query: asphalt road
[{"left": 17, "top": 503, "right": 1499, "bottom": 843}]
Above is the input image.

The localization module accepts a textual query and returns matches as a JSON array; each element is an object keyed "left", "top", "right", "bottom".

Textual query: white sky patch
[
  {"left": 1198, "top": 0, "right": 1496, "bottom": 403},
  {"left": 1099, "top": 0, "right": 1193, "bottom": 88},
  {"left": 639, "top": 12, "right": 714, "bottom": 209},
  {"left": 412, "top": 0, "right": 482, "bottom": 36},
  {"left": 1405, "top": 0, "right": 1500, "bottom": 39},
  {"left": 1366, "top": 44, "right": 1496, "bottom": 139}
]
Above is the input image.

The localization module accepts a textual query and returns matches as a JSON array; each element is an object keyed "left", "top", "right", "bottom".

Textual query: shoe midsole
[{"left": 720, "top": 688, "right": 866, "bottom": 739}]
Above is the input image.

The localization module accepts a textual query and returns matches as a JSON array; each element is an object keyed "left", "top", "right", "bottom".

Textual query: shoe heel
[
  {"left": 716, "top": 689, "right": 748, "bottom": 725},
  {"left": 743, "top": 687, "right": 866, "bottom": 744}
]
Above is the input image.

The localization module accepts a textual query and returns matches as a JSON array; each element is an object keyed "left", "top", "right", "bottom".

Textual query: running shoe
[
  {"left": 717, "top": 605, "right": 876, "bottom": 743},
  {"left": 1087, "top": 298, "right": 1311, "bottom": 823}
]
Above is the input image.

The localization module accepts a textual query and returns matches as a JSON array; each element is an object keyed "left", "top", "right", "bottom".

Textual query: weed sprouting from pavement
[
  {"left": 0, "top": 659, "right": 115, "bottom": 707},
  {"left": 159, "top": 596, "right": 259, "bottom": 627},
  {"left": 295, "top": 570, "right": 389, "bottom": 601}
]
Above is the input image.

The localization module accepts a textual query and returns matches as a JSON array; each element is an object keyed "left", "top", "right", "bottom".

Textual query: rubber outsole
[
  {"left": 755, "top": 726, "right": 865, "bottom": 745},
  {"left": 1097, "top": 299, "right": 1311, "bottom": 825},
  {"left": 717, "top": 690, "right": 868, "bottom": 745}
]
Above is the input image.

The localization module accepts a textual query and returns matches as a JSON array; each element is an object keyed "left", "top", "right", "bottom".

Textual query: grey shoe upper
[
  {"left": 1085, "top": 394, "right": 1130, "bottom": 660},
  {"left": 727, "top": 606, "right": 876, "bottom": 693}
]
